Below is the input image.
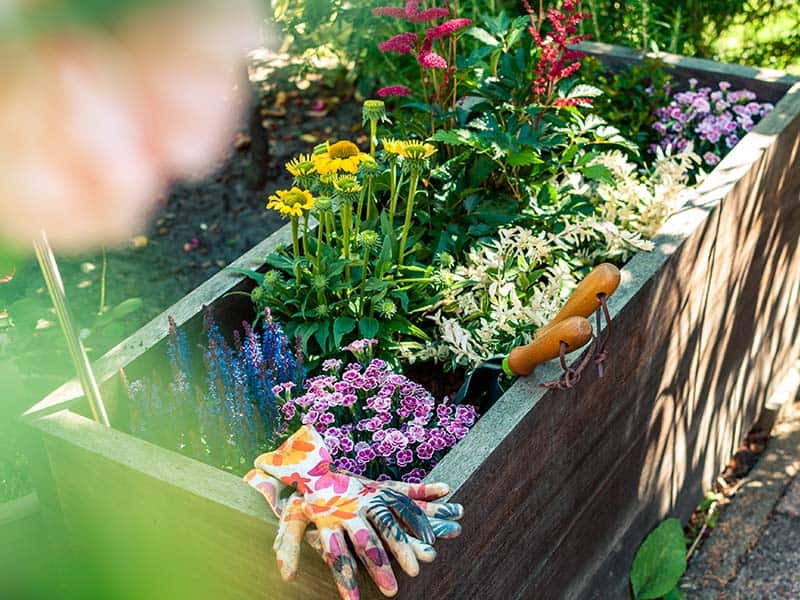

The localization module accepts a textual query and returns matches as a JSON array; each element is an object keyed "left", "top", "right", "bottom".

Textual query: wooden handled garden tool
[
  {"left": 453, "top": 263, "right": 621, "bottom": 410},
  {"left": 452, "top": 316, "right": 593, "bottom": 411},
  {"left": 534, "top": 262, "right": 620, "bottom": 340}
]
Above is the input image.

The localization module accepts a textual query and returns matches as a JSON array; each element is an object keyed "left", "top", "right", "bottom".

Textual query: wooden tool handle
[
  {"left": 504, "top": 316, "right": 593, "bottom": 377},
  {"left": 535, "top": 263, "right": 621, "bottom": 339}
]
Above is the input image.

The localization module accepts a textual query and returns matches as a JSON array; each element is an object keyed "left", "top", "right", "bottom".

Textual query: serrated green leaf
[
  {"left": 582, "top": 163, "right": 615, "bottom": 184},
  {"left": 465, "top": 26, "right": 499, "bottom": 47},
  {"left": 567, "top": 83, "right": 605, "bottom": 99},
  {"left": 630, "top": 518, "right": 687, "bottom": 600},
  {"left": 507, "top": 150, "right": 542, "bottom": 167},
  {"left": 431, "top": 129, "right": 476, "bottom": 146}
]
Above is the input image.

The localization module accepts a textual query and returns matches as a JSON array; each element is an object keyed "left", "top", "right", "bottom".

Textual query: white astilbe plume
[{"left": 423, "top": 147, "right": 698, "bottom": 370}]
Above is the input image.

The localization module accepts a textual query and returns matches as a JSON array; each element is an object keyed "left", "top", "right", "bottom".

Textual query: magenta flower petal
[{"left": 377, "top": 85, "right": 411, "bottom": 98}]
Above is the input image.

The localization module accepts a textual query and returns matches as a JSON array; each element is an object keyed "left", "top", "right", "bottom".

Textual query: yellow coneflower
[
  {"left": 399, "top": 141, "right": 437, "bottom": 161},
  {"left": 266, "top": 187, "right": 315, "bottom": 218},
  {"left": 311, "top": 140, "right": 372, "bottom": 175},
  {"left": 381, "top": 138, "right": 408, "bottom": 157},
  {"left": 285, "top": 154, "right": 316, "bottom": 177}
]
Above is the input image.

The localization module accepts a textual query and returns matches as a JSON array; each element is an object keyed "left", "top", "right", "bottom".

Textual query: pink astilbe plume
[
  {"left": 379, "top": 32, "right": 418, "bottom": 54},
  {"left": 419, "top": 51, "right": 447, "bottom": 69},
  {"left": 411, "top": 7, "right": 450, "bottom": 22},
  {"left": 522, "top": 0, "right": 591, "bottom": 105},
  {"left": 378, "top": 85, "right": 412, "bottom": 97},
  {"left": 404, "top": 0, "right": 420, "bottom": 19},
  {"left": 427, "top": 18, "right": 472, "bottom": 40}
]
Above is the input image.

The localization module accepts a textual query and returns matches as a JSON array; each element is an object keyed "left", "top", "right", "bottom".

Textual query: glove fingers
[
  {"left": 365, "top": 503, "right": 420, "bottom": 577},
  {"left": 345, "top": 518, "right": 398, "bottom": 597},
  {"left": 379, "top": 480, "right": 451, "bottom": 501},
  {"left": 274, "top": 498, "right": 309, "bottom": 582},
  {"left": 320, "top": 529, "right": 361, "bottom": 600},
  {"left": 244, "top": 469, "right": 284, "bottom": 517},
  {"left": 304, "top": 528, "right": 325, "bottom": 556},
  {"left": 412, "top": 500, "right": 464, "bottom": 521},
  {"left": 428, "top": 516, "right": 462, "bottom": 539},
  {"left": 407, "top": 536, "right": 437, "bottom": 563}
]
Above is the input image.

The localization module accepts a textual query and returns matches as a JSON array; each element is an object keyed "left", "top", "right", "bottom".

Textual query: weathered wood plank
[{"left": 32, "top": 409, "right": 381, "bottom": 599}]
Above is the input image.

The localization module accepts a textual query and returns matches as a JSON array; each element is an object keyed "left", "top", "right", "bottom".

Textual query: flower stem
[
  {"left": 341, "top": 201, "right": 352, "bottom": 283},
  {"left": 302, "top": 213, "right": 310, "bottom": 258},
  {"left": 369, "top": 118, "right": 377, "bottom": 156},
  {"left": 388, "top": 164, "right": 402, "bottom": 226},
  {"left": 366, "top": 178, "right": 376, "bottom": 222},
  {"left": 398, "top": 169, "right": 420, "bottom": 267},
  {"left": 358, "top": 246, "right": 371, "bottom": 318},
  {"left": 291, "top": 217, "right": 300, "bottom": 287},
  {"left": 315, "top": 216, "right": 324, "bottom": 271},
  {"left": 354, "top": 185, "right": 366, "bottom": 241}
]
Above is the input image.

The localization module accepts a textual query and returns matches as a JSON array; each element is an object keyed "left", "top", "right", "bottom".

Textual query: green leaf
[
  {"left": 663, "top": 587, "right": 684, "bottom": 600},
  {"left": 567, "top": 83, "right": 605, "bottom": 99},
  {"left": 430, "top": 129, "right": 476, "bottom": 147},
  {"left": 265, "top": 253, "right": 295, "bottom": 274},
  {"left": 358, "top": 317, "right": 380, "bottom": 338},
  {"left": 109, "top": 297, "right": 143, "bottom": 320},
  {"left": 506, "top": 150, "right": 542, "bottom": 167},
  {"left": 465, "top": 26, "right": 500, "bottom": 47},
  {"left": 295, "top": 322, "right": 318, "bottom": 351},
  {"left": 630, "top": 519, "right": 687, "bottom": 600},
  {"left": 582, "top": 163, "right": 615, "bottom": 184},
  {"left": 333, "top": 316, "right": 356, "bottom": 348},
  {"left": 224, "top": 267, "right": 265, "bottom": 285},
  {"left": 313, "top": 322, "right": 330, "bottom": 353}
]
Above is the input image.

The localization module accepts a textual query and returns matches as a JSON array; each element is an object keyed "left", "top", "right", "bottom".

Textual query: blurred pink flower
[
  {"left": 418, "top": 51, "right": 447, "bottom": 69},
  {"left": 377, "top": 85, "right": 411, "bottom": 98},
  {"left": 0, "top": 0, "right": 262, "bottom": 251}
]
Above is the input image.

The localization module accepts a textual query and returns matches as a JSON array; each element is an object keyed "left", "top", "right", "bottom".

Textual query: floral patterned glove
[{"left": 244, "top": 425, "right": 463, "bottom": 599}]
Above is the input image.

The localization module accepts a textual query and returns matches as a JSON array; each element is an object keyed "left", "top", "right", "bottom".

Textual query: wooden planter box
[
  {"left": 22, "top": 44, "right": 800, "bottom": 599},
  {"left": 0, "top": 493, "right": 50, "bottom": 599}
]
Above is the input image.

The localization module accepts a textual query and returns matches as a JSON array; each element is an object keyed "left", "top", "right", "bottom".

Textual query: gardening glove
[{"left": 244, "top": 425, "right": 463, "bottom": 600}]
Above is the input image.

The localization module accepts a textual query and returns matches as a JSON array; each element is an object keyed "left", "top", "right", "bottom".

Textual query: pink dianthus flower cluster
[
  {"left": 276, "top": 340, "right": 478, "bottom": 481},
  {"left": 652, "top": 79, "right": 773, "bottom": 167}
]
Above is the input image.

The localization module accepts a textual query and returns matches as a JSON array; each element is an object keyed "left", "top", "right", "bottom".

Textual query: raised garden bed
[
  {"left": 22, "top": 43, "right": 800, "bottom": 599},
  {"left": 0, "top": 492, "right": 49, "bottom": 599}
]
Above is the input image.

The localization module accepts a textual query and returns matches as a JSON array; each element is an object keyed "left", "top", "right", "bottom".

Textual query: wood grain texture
[{"left": 23, "top": 49, "right": 800, "bottom": 600}]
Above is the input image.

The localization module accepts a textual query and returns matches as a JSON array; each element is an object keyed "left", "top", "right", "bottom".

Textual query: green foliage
[
  {"left": 251, "top": 130, "right": 441, "bottom": 363},
  {"left": 630, "top": 518, "right": 687, "bottom": 600},
  {"left": 581, "top": 56, "right": 673, "bottom": 157},
  {"left": 582, "top": 0, "right": 800, "bottom": 72}
]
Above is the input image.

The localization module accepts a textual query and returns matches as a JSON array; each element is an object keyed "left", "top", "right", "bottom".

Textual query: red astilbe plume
[{"left": 522, "top": 0, "right": 591, "bottom": 106}]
